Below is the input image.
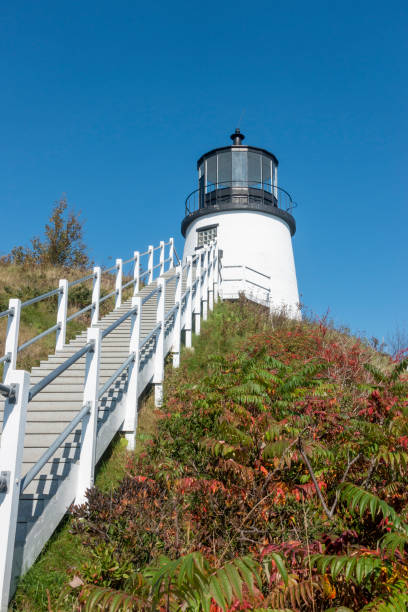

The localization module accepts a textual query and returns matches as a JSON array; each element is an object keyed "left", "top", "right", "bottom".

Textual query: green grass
[
  {"left": 10, "top": 435, "right": 130, "bottom": 611},
  {"left": 10, "top": 381, "right": 164, "bottom": 612}
]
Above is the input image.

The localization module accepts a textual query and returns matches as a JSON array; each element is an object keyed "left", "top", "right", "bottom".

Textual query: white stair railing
[
  {"left": 0, "top": 239, "right": 219, "bottom": 608},
  {"left": 0, "top": 237, "right": 177, "bottom": 371},
  {"left": 221, "top": 264, "right": 272, "bottom": 308},
  {"left": 0, "top": 370, "right": 30, "bottom": 612}
]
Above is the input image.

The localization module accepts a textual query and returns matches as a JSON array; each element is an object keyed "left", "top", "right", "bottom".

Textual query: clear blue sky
[{"left": 1, "top": 1, "right": 407, "bottom": 344}]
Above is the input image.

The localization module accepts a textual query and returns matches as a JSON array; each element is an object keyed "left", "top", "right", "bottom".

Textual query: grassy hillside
[
  {"left": 12, "top": 298, "right": 408, "bottom": 611},
  {"left": 0, "top": 262, "right": 132, "bottom": 372}
]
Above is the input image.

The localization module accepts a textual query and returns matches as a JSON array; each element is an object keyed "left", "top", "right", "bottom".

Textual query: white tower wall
[{"left": 182, "top": 210, "right": 300, "bottom": 317}]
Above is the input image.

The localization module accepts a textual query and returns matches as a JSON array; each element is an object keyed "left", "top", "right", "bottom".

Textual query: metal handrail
[
  {"left": 20, "top": 402, "right": 91, "bottom": 492},
  {"left": 0, "top": 308, "right": 14, "bottom": 320},
  {"left": 153, "top": 262, "right": 162, "bottom": 270},
  {"left": 66, "top": 303, "right": 93, "bottom": 323},
  {"left": 122, "top": 278, "right": 136, "bottom": 290},
  {"left": 0, "top": 353, "right": 10, "bottom": 365},
  {"left": 244, "top": 265, "right": 270, "bottom": 279},
  {"left": 122, "top": 254, "right": 137, "bottom": 265},
  {"left": 140, "top": 270, "right": 149, "bottom": 279},
  {"left": 18, "top": 324, "right": 60, "bottom": 353},
  {"left": 103, "top": 263, "right": 117, "bottom": 273},
  {"left": 139, "top": 323, "right": 161, "bottom": 350},
  {"left": 245, "top": 278, "right": 269, "bottom": 292},
  {"left": 0, "top": 240, "right": 166, "bottom": 321},
  {"left": 21, "top": 288, "right": 61, "bottom": 309},
  {"left": 173, "top": 248, "right": 181, "bottom": 264},
  {"left": 68, "top": 273, "right": 94, "bottom": 288},
  {"left": 101, "top": 305, "right": 138, "bottom": 339},
  {"left": 141, "top": 285, "right": 161, "bottom": 306},
  {"left": 165, "top": 303, "right": 179, "bottom": 321},
  {"left": 0, "top": 382, "right": 13, "bottom": 399},
  {"left": 165, "top": 272, "right": 179, "bottom": 285},
  {"left": 185, "top": 181, "right": 296, "bottom": 216},
  {"left": 98, "top": 353, "right": 135, "bottom": 400},
  {"left": 28, "top": 342, "right": 94, "bottom": 401},
  {"left": 98, "top": 289, "right": 117, "bottom": 305}
]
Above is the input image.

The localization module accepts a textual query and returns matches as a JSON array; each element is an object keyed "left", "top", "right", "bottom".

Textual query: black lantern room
[{"left": 182, "top": 129, "right": 296, "bottom": 237}]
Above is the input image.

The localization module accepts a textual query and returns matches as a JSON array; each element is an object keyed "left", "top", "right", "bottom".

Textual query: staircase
[{"left": 0, "top": 241, "right": 219, "bottom": 609}]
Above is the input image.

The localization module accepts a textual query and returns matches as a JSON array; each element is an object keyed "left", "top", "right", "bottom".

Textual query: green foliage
[
  {"left": 6, "top": 196, "right": 89, "bottom": 267},
  {"left": 77, "top": 583, "right": 147, "bottom": 611},
  {"left": 72, "top": 550, "right": 273, "bottom": 611},
  {"left": 80, "top": 543, "right": 134, "bottom": 589},
  {"left": 22, "top": 298, "right": 408, "bottom": 611},
  {"left": 338, "top": 483, "right": 408, "bottom": 531},
  {"left": 311, "top": 553, "right": 383, "bottom": 585},
  {"left": 360, "top": 584, "right": 408, "bottom": 611}
]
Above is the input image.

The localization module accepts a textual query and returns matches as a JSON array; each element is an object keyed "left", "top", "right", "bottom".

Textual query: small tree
[{"left": 5, "top": 197, "right": 90, "bottom": 268}]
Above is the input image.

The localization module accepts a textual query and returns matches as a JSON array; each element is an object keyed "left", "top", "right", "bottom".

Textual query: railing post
[
  {"left": 3, "top": 299, "right": 21, "bottom": 382},
  {"left": 202, "top": 247, "right": 209, "bottom": 321},
  {"left": 123, "top": 296, "right": 141, "bottom": 450},
  {"left": 56, "top": 279, "right": 68, "bottom": 351},
  {"left": 115, "top": 258, "right": 123, "bottom": 309},
  {"left": 269, "top": 274, "right": 274, "bottom": 313},
  {"left": 159, "top": 241, "right": 165, "bottom": 276},
  {"left": 75, "top": 327, "right": 102, "bottom": 505},
  {"left": 91, "top": 266, "right": 101, "bottom": 326},
  {"left": 169, "top": 237, "right": 174, "bottom": 269},
  {"left": 172, "top": 266, "right": 182, "bottom": 368},
  {"left": 194, "top": 253, "right": 202, "bottom": 336},
  {"left": 153, "top": 278, "right": 165, "bottom": 407},
  {"left": 214, "top": 245, "right": 219, "bottom": 303},
  {"left": 185, "top": 256, "right": 193, "bottom": 348},
  {"left": 208, "top": 244, "right": 214, "bottom": 312},
  {"left": 0, "top": 369, "right": 30, "bottom": 611},
  {"left": 133, "top": 251, "right": 140, "bottom": 296},
  {"left": 242, "top": 265, "right": 246, "bottom": 297},
  {"left": 148, "top": 245, "right": 154, "bottom": 285}
]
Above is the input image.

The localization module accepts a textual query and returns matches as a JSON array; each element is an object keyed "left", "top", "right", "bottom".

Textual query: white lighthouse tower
[{"left": 182, "top": 129, "right": 301, "bottom": 318}]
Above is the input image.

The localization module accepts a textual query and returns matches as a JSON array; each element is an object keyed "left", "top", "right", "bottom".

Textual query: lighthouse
[{"left": 181, "top": 130, "right": 301, "bottom": 318}]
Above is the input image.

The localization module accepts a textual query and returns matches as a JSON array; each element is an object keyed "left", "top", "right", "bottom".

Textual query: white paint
[
  {"left": 123, "top": 296, "right": 142, "bottom": 450},
  {"left": 91, "top": 267, "right": 101, "bottom": 326},
  {"left": 153, "top": 278, "right": 165, "bottom": 407},
  {"left": 56, "top": 280, "right": 68, "bottom": 351},
  {"left": 0, "top": 370, "right": 30, "bottom": 612},
  {"left": 3, "top": 299, "right": 21, "bottom": 381},
  {"left": 115, "top": 259, "right": 123, "bottom": 309},
  {"left": 133, "top": 251, "right": 140, "bottom": 296},
  {"left": 172, "top": 267, "right": 182, "bottom": 368},
  {"left": 182, "top": 210, "right": 300, "bottom": 318},
  {"left": 185, "top": 256, "right": 193, "bottom": 348},
  {"left": 75, "top": 327, "right": 102, "bottom": 505}
]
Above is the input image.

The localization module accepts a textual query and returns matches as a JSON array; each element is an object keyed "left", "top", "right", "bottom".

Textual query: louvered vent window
[{"left": 197, "top": 226, "right": 217, "bottom": 247}]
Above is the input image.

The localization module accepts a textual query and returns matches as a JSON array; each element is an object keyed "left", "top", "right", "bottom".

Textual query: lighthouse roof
[
  {"left": 197, "top": 144, "right": 279, "bottom": 169},
  {"left": 197, "top": 129, "right": 279, "bottom": 168}
]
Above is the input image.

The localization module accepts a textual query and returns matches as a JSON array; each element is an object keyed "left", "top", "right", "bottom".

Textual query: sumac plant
[{"left": 68, "top": 299, "right": 408, "bottom": 611}]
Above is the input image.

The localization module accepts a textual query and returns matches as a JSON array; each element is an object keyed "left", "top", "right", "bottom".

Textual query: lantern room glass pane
[
  {"left": 248, "top": 152, "right": 261, "bottom": 186},
  {"left": 206, "top": 156, "right": 217, "bottom": 192},
  {"left": 232, "top": 151, "right": 247, "bottom": 186},
  {"left": 218, "top": 151, "right": 232, "bottom": 187},
  {"left": 262, "top": 156, "right": 272, "bottom": 192}
]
